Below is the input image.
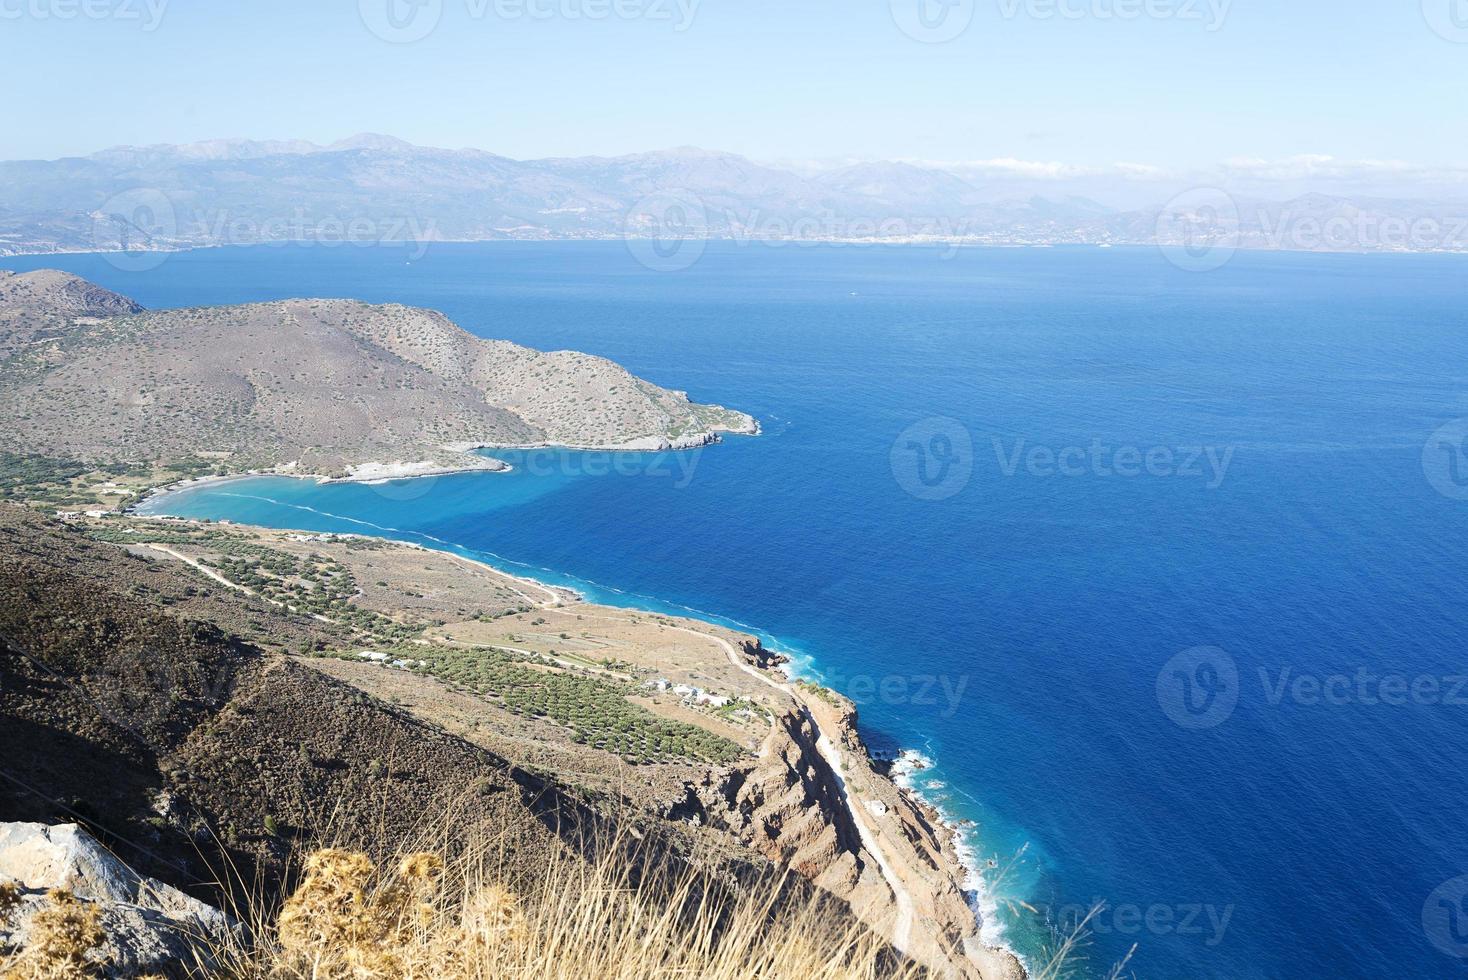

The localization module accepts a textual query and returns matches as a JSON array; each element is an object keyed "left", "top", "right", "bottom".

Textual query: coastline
[
  {"left": 892, "top": 750, "right": 1024, "bottom": 970},
  {"left": 7, "top": 237, "right": 1468, "bottom": 260},
  {"left": 127, "top": 426, "right": 760, "bottom": 511},
  {"left": 124, "top": 481, "right": 1027, "bottom": 979}
]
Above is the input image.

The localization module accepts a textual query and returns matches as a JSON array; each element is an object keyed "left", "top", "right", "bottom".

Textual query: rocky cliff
[{"left": 660, "top": 642, "right": 1025, "bottom": 980}]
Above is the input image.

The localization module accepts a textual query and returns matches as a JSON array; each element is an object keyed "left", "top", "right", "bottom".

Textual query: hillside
[
  {"left": 0, "top": 269, "right": 142, "bottom": 360},
  {"left": 0, "top": 505, "right": 850, "bottom": 972},
  {"left": 0, "top": 271, "right": 756, "bottom": 476},
  {"left": 0, "top": 505, "right": 1025, "bottom": 978},
  {"left": 0, "top": 269, "right": 141, "bottom": 318}
]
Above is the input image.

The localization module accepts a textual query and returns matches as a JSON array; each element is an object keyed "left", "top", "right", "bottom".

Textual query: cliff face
[
  {"left": 695, "top": 707, "right": 865, "bottom": 885},
  {"left": 798, "top": 697, "right": 1026, "bottom": 980},
  {"left": 665, "top": 655, "right": 1026, "bottom": 980}
]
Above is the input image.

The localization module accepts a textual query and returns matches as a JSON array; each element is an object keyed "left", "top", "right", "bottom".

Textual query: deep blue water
[{"left": 8, "top": 241, "right": 1468, "bottom": 979}]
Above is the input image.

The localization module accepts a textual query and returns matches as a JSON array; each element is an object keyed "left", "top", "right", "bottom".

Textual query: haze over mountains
[{"left": 1, "top": 135, "right": 1465, "bottom": 256}]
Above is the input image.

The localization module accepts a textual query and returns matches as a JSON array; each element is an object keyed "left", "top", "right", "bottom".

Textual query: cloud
[
  {"left": 909, "top": 158, "right": 1172, "bottom": 181},
  {"left": 1114, "top": 162, "right": 1170, "bottom": 180},
  {"left": 902, "top": 154, "right": 1468, "bottom": 200},
  {"left": 1219, "top": 155, "right": 1468, "bottom": 184},
  {"left": 959, "top": 158, "right": 1097, "bottom": 179},
  {"left": 768, "top": 151, "right": 1468, "bottom": 204}
]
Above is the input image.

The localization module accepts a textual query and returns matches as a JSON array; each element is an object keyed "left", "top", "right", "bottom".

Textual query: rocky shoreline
[{"left": 753, "top": 658, "right": 1027, "bottom": 980}]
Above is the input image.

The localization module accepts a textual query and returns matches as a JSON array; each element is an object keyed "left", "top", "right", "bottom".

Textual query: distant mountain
[
  {"left": 813, "top": 161, "right": 985, "bottom": 213},
  {"left": 0, "top": 136, "right": 1463, "bottom": 255}
]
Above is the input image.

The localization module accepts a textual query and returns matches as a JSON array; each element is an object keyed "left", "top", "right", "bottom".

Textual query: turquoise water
[{"left": 9, "top": 242, "right": 1468, "bottom": 979}]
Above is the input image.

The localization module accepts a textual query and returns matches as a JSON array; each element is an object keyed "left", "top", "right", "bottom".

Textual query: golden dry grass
[
  {"left": 0, "top": 888, "right": 105, "bottom": 980},
  {"left": 229, "top": 834, "right": 923, "bottom": 980},
  {"left": 0, "top": 834, "right": 1117, "bottom": 980}
]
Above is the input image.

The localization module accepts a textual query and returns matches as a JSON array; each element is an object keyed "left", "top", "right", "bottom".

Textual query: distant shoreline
[
  {"left": 7, "top": 239, "right": 1468, "bottom": 261},
  {"left": 128, "top": 428, "right": 760, "bottom": 510}
]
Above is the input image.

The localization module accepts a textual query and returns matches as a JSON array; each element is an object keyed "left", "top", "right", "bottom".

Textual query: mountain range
[{"left": 1, "top": 135, "right": 1465, "bottom": 256}]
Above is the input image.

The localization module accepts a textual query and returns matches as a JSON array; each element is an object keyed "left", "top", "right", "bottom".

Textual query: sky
[{"left": 1, "top": 0, "right": 1465, "bottom": 197}]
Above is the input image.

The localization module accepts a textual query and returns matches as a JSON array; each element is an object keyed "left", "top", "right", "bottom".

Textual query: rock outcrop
[{"left": 0, "top": 822, "right": 230, "bottom": 976}]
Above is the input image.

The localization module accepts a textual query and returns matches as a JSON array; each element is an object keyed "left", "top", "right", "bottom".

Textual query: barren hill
[
  {"left": 0, "top": 269, "right": 143, "bottom": 360},
  {"left": 0, "top": 271, "right": 755, "bottom": 475},
  {"left": 0, "top": 269, "right": 141, "bottom": 318}
]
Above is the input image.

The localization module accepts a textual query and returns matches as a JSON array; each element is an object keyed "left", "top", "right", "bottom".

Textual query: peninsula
[{"left": 0, "top": 268, "right": 756, "bottom": 480}]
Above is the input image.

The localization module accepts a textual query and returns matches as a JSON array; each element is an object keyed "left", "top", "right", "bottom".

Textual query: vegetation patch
[{"left": 398, "top": 644, "right": 745, "bottom": 765}]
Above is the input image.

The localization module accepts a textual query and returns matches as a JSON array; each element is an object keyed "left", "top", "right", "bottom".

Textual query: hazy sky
[{"left": 2, "top": 0, "right": 1464, "bottom": 191}]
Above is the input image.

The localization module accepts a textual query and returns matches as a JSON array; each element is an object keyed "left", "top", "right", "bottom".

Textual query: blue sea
[{"left": 8, "top": 241, "right": 1468, "bottom": 979}]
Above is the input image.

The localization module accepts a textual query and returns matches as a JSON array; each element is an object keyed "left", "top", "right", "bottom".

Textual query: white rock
[{"left": 0, "top": 823, "right": 231, "bottom": 974}]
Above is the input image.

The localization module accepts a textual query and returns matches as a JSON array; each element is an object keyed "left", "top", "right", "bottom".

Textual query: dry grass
[
  {"left": 217, "top": 831, "right": 922, "bottom": 980},
  {"left": 1028, "top": 903, "right": 1137, "bottom": 980},
  {"left": 1, "top": 831, "right": 919, "bottom": 980},
  {"left": 0, "top": 881, "right": 22, "bottom": 919},
  {"left": 0, "top": 888, "right": 105, "bottom": 980},
  {"left": 0, "top": 831, "right": 1098, "bottom": 980}
]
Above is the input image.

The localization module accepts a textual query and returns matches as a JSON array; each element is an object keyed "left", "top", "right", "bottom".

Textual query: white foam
[{"left": 889, "top": 749, "right": 1020, "bottom": 962}]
